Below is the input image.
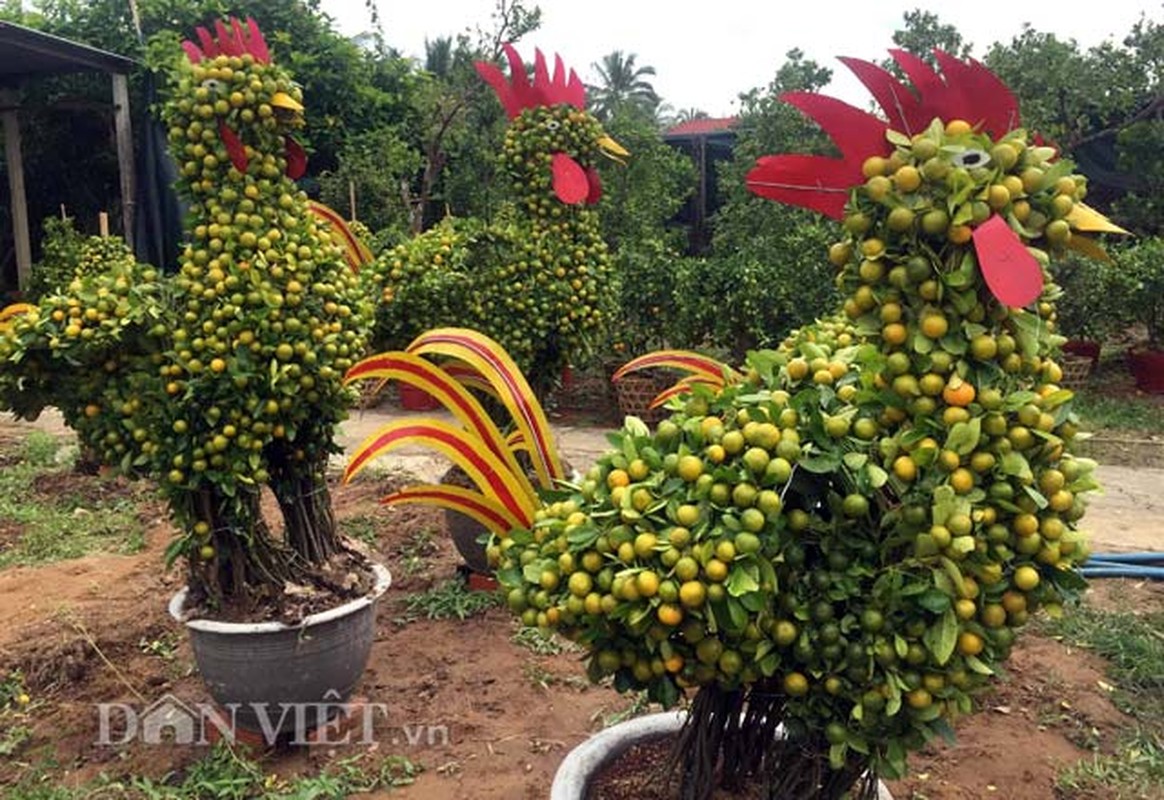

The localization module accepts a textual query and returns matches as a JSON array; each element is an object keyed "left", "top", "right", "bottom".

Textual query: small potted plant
[
  {"left": 1115, "top": 237, "right": 1164, "bottom": 392},
  {"left": 0, "top": 18, "right": 389, "bottom": 736}
]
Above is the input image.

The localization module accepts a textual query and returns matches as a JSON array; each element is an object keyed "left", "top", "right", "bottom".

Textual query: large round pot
[
  {"left": 1127, "top": 348, "right": 1164, "bottom": 393},
  {"left": 168, "top": 562, "right": 391, "bottom": 735},
  {"left": 445, "top": 507, "right": 491, "bottom": 573},
  {"left": 551, "top": 711, "right": 894, "bottom": 800}
]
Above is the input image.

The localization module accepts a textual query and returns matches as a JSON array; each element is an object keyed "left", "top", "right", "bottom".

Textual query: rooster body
[{"left": 373, "top": 45, "right": 624, "bottom": 395}]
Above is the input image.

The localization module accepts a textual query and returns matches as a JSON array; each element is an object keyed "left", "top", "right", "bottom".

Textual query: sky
[{"left": 323, "top": 0, "right": 1162, "bottom": 117}]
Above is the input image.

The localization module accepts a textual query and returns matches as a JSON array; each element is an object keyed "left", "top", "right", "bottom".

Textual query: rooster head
[
  {"left": 746, "top": 49, "right": 1127, "bottom": 308},
  {"left": 176, "top": 17, "right": 307, "bottom": 180},
  {"left": 476, "top": 44, "right": 627, "bottom": 206}
]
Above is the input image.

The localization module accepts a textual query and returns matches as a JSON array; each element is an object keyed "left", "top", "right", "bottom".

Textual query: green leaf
[
  {"left": 945, "top": 417, "right": 981, "bottom": 455},
  {"left": 726, "top": 596, "right": 748, "bottom": 630},
  {"left": 886, "top": 129, "right": 912, "bottom": 147},
  {"left": 799, "top": 451, "right": 842, "bottom": 474},
  {"left": 1021, "top": 484, "right": 1049, "bottom": 510},
  {"left": 965, "top": 654, "right": 995, "bottom": 675},
  {"left": 1001, "top": 452, "right": 1033, "bottom": 481},
  {"left": 917, "top": 588, "right": 951, "bottom": 613},
  {"left": 865, "top": 464, "right": 889, "bottom": 489},
  {"left": 843, "top": 452, "right": 868, "bottom": 470},
  {"left": 931, "top": 485, "right": 958, "bottom": 525},
  {"left": 829, "top": 742, "right": 848, "bottom": 770},
  {"left": 925, "top": 608, "right": 959, "bottom": 666}
]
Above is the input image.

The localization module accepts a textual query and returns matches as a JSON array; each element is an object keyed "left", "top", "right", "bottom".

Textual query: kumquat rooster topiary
[
  {"left": 370, "top": 44, "right": 628, "bottom": 399},
  {"left": 0, "top": 18, "right": 376, "bottom": 613},
  {"left": 345, "top": 49, "right": 1128, "bottom": 799}
]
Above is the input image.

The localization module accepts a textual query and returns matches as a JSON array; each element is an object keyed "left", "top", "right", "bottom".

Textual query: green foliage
[
  {"left": 1048, "top": 254, "right": 1128, "bottom": 344},
  {"left": 984, "top": 19, "right": 1164, "bottom": 235},
  {"left": 594, "top": 107, "right": 694, "bottom": 357},
  {"left": 5, "top": 743, "right": 420, "bottom": 799},
  {"left": 1110, "top": 237, "right": 1164, "bottom": 345},
  {"left": 887, "top": 10, "right": 970, "bottom": 66},
  {"left": 317, "top": 125, "right": 421, "bottom": 244},
  {"left": 673, "top": 50, "right": 839, "bottom": 358},
  {"left": 367, "top": 216, "right": 481, "bottom": 350},
  {"left": 1072, "top": 387, "right": 1164, "bottom": 434},
  {"left": 670, "top": 220, "right": 838, "bottom": 358},
  {"left": 397, "top": 578, "right": 503, "bottom": 623},
  {"left": 0, "top": 434, "right": 152, "bottom": 569},
  {"left": 588, "top": 50, "right": 661, "bottom": 122}
]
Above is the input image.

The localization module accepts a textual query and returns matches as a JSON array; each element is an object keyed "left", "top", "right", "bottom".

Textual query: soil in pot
[
  {"left": 180, "top": 544, "right": 379, "bottom": 625},
  {"left": 586, "top": 733, "right": 761, "bottom": 799}
]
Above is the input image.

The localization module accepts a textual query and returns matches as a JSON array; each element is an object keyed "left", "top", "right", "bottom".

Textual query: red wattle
[
  {"left": 551, "top": 152, "right": 588, "bottom": 205},
  {"left": 285, "top": 136, "right": 306, "bottom": 180},
  {"left": 973, "top": 215, "right": 1044, "bottom": 308},
  {"left": 218, "top": 120, "right": 248, "bottom": 174},
  {"left": 585, "top": 167, "right": 603, "bottom": 204}
]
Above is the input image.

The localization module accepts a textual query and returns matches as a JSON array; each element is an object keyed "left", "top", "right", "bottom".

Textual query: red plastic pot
[
  {"left": 398, "top": 383, "right": 440, "bottom": 411},
  {"left": 1127, "top": 348, "right": 1164, "bottom": 394}
]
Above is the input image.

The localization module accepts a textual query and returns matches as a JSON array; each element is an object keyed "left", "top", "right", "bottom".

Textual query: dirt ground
[{"left": 0, "top": 395, "right": 1162, "bottom": 799}]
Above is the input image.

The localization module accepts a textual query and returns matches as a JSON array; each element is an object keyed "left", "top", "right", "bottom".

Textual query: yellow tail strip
[
  {"left": 344, "top": 419, "right": 536, "bottom": 524},
  {"left": 407, "top": 328, "right": 564, "bottom": 488}
]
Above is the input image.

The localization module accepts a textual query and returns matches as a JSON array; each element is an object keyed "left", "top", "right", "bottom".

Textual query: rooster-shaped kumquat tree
[
  {"left": 370, "top": 44, "right": 627, "bottom": 399},
  {"left": 0, "top": 18, "right": 376, "bottom": 612},
  {"left": 431, "top": 50, "right": 1127, "bottom": 798}
]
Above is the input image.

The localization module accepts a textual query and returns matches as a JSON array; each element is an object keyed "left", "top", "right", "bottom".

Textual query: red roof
[{"left": 664, "top": 116, "right": 738, "bottom": 137}]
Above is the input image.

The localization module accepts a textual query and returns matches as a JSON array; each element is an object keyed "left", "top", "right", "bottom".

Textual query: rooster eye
[
  {"left": 545, "top": 119, "right": 560, "bottom": 131},
  {"left": 201, "top": 78, "right": 224, "bottom": 94},
  {"left": 952, "top": 149, "right": 991, "bottom": 168}
]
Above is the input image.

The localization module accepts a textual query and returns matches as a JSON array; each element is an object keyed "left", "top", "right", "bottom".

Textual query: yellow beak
[
  {"left": 597, "top": 134, "right": 629, "bottom": 164},
  {"left": 270, "top": 92, "right": 304, "bottom": 114}
]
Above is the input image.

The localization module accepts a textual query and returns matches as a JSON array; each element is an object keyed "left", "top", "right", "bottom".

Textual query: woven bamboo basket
[
  {"left": 614, "top": 373, "right": 671, "bottom": 426},
  {"left": 1058, "top": 353, "right": 1093, "bottom": 390}
]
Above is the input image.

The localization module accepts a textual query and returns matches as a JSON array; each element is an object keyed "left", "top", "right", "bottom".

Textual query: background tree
[
  {"left": 671, "top": 49, "right": 839, "bottom": 357},
  {"left": 588, "top": 50, "right": 661, "bottom": 122},
  {"left": 885, "top": 9, "right": 970, "bottom": 68}
]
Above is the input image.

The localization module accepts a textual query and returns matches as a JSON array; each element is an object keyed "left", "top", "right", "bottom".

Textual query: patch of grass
[
  {"left": 0, "top": 670, "right": 36, "bottom": 757},
  {"left": 1042, "top": 602, "right": 1164, "bottom": 798},
  {"left": 593, "top": 690, "right": 651, "bottom": 729},
  {"left": 5, "top": 744, "right": 420, "bottom": 799},
  {"left": 0, "top": 434, "right": 151, "bottom": 569},
  {"left": 338, "top": 514, "right": 380, "bottom": 546},
  {"left": 522, "top": 662, "right": 589, "bottom": 692},
  {"left": 395, "top": 578, "right": 502, "bottom": 623},
  {"left": 1057, "top": 727, "right": 1164, "bottom": 799},
  {"left": 511, "top": 624, "right": 580, "bottom": 656},
  {"left": 1073, "top": 389, "right": 1164, "bottom": 435},
  {"left": 395, "top": 527, "right": 439, "bottom": 577}
]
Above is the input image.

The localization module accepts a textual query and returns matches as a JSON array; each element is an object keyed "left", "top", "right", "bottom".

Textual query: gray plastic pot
[
  {"left": 168, "top": 562, "right": 390, "bottom": 735},
  {"left": 551, "top": 710, "right": 894, "bottom": 800}
]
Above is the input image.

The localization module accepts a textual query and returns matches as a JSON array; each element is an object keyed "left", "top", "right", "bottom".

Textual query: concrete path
[{"left": 6, "top": 406, "right": 1160, "bottom": 555}]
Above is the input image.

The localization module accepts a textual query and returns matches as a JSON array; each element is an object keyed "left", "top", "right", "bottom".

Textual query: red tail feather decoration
[
  {"left": 182, "top": 16, "right": 271, "bottom": 65},
  {"left": 475, "top": 43, "right": 586, "bottom": 119}
]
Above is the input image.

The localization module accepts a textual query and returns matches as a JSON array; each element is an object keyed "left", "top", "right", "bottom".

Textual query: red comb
[
  {"left": 475, "top": 43, "right": 586, "bottom": 119},
  {"left": 182, "top": 16, "right": 271, "bottom": 65},
  {"left": 747, "top": 49, "right": 1022, "bottom": 217}
]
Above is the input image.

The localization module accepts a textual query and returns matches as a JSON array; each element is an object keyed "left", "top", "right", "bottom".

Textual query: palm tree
[
  {"left": 675, "top": 108, "right": 710, "bottom": 124},
  {"left": 424, "top": 36, "right": 454, "bottom": 78},
  {"left": 589, "top": 50, "right": 661, "bottom": 121}
]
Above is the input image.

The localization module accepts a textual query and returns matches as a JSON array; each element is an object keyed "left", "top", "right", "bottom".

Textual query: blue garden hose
[{"left": 1080, "top": 551, "right": 1164, "bottom": 580}]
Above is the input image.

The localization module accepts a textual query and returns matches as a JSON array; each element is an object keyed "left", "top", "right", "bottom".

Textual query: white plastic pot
[{"left": 551, "top": 710, "right": 894, "bottom": 800}]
